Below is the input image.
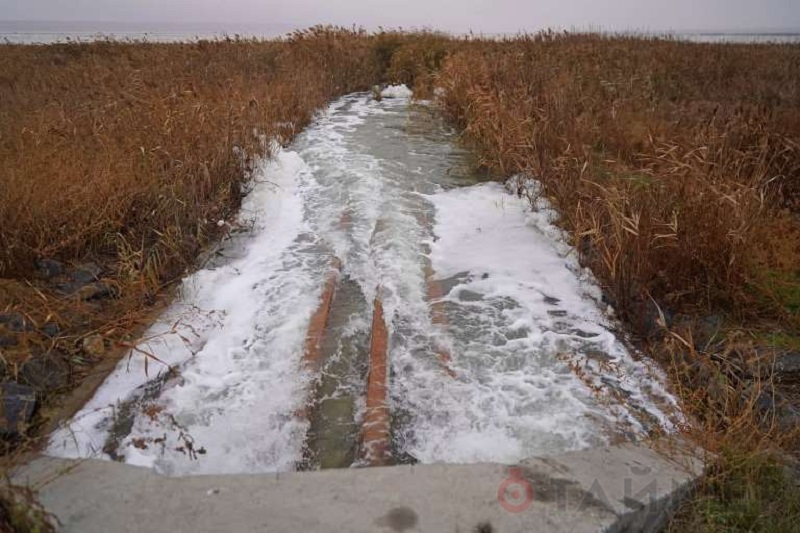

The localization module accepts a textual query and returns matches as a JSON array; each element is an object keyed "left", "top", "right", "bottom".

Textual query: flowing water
[{"left": 48, "top": 87, "right": 679, "bottom": 475}]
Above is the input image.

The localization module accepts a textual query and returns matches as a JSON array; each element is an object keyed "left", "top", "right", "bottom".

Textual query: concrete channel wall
[{"left": 14, "top": 442, "right": 702, "bottom": 532}]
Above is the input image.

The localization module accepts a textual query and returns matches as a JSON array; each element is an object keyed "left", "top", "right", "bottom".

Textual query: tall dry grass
[{"left": 0, "top": 28, "right": 381, "bottom": 288}]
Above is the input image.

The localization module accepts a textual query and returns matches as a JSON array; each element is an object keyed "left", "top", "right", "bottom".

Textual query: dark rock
[
  {"left": 55, "top": 280, "right": 84, "bottom": 295},
  {"left": 56, "top": 280, "right": 86, "bottom": 296},
  {"left": 694, "top": 314, "right": 724, "bottom": 348},
  {"left": 40, "top": 323, "right": 60, "bottom": 338},
  {"left": 71, "top": 262, "right": 103, "bottom": 284},
  {"left": 0, "top": 382, "right": 37, "bottom": 438},
  {"left": 752, "top": 388, "right": 775, "bottom": 413},
  {"left": 0, "top": 312, "right": 30, "bottom": 332},
  {"left": 775, "top": 351, "right": 800, "bottom": 377},
  {"left": 773, "top": 402, "right": 799, "bottom": 433},
  {"left": 20, "top": 354, "right": 70, "bottom": 393},
  {"left": 75, "top": 282, "right": 116, "bottom": 301},
  {"left": 36, "top": 258, "right": 65, "bottom": 279},
  {"left": 739, "top": 348, "right": 800, "bottom": 381},
  {"left": 746, "top": 386, "right": 800, "bottom": 433},
  {"left": 57, "top": 269, "right": 115, "bottom": 300},
  {"left": 671, "top": 314, "right": 725, "bottom": 351}
]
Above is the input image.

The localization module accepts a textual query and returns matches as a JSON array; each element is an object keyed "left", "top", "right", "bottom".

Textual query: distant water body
[
  {"left": 1, "top": 21, "right": 799, "bottom": 44},
  {"left": 0, "top": 21, "right": 297, "bottom": 44},
  {"left": 677, "top": 32, "right": 800, "bottom": 44}
]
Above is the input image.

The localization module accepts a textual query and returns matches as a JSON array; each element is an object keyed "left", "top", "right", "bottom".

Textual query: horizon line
[{"left": 0, "top": 19, "right": 799, "bottom": 36}]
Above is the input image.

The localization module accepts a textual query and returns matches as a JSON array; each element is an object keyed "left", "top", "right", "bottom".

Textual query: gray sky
[{"left": 1, "top": 0, "right": 799, "bottom": 33}]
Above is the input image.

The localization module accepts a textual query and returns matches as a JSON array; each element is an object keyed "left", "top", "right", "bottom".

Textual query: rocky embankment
[{"left": 1, "top": 259, "right": 121, "bottom": 449}]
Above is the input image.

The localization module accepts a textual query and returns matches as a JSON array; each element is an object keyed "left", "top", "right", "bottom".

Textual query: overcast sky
[{"left": 1, "top": 0, "right": 799, "bottom": 34}]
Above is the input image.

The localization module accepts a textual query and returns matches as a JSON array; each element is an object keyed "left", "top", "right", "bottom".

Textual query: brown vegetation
[{"left": 0, "top": 28, "right": 382, "bottom": 280}]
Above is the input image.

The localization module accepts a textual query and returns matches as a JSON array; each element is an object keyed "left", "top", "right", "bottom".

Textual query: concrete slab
[{"left": 13, "top": 442, "right": 702, "bottom": 533}]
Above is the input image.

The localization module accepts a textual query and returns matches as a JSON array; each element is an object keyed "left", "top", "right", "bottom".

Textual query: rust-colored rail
[
  {"left": 302, "top": 257, "right": 342, "bottom": 372},
  {"left": 416, "top": 209, "right": 457, "bottom": 378},
  {"left": 425, "top": 266, "right": 457, "bottom": 378},
  {"left": 361, "top": 294, "right": 392, "bottom": 466},
  {"left": 296, "top": 256, "right": 342, "bottom": 428}
]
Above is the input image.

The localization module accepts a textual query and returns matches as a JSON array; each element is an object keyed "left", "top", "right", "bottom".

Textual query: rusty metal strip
[
  {"left": 425, "top": 264, "right": 457, "bottom": 378},
  {"left": 302, "top": 257, "right": 342, "bottom": 372},
  {"left": 415, "top": 209, "right": 457, "bottom": 378},
  {"left": 296, "top": 256, "right": 342, "bottom": 432},
  {"left": 361, "top": 294, "right": 392, "bottom": 466}
]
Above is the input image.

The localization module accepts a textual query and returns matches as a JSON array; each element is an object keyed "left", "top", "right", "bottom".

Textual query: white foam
[
  {"left": 389, "top": 182, "right": 679, "bottom": 463},
  {"left": 48, "top": 147, "right": 318, "bottom": 474},
  {"left": 381, "top": 84, "right": 413, "bottom": 99}
]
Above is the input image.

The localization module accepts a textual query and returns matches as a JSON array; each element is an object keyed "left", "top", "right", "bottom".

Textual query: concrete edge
[{"left": 12, "top": 441, "right": 704, "bottom": 533}]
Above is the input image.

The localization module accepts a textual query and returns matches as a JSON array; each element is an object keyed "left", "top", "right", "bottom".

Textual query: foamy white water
[
  {"left": 392, "top": 182, "right": 677, "bottom": 463},
  {"left": 48, "top": 87, "right": 679, "bottom": 475}
]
